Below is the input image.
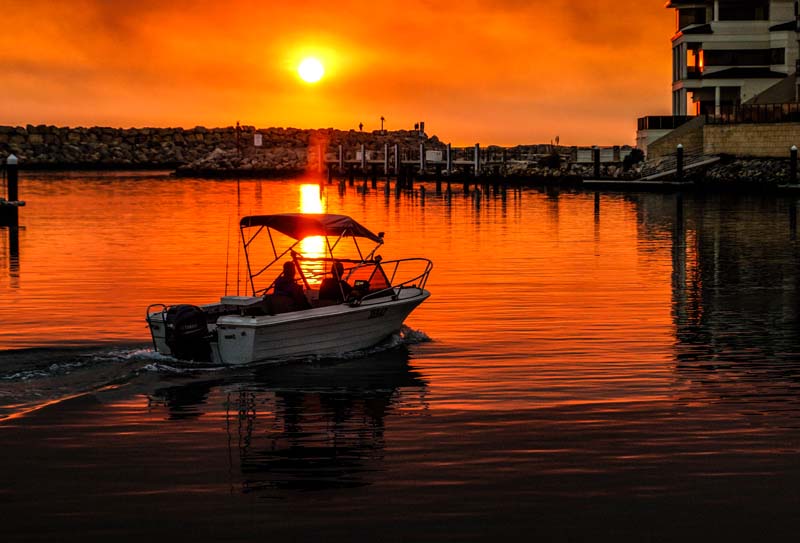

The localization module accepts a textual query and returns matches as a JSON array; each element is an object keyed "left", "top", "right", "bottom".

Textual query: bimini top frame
[{"left": 239, "top": 213, "right": 385, "bottom": 296}]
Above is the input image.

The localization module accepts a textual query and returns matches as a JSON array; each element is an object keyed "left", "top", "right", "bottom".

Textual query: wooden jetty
[
  {"left": 314, "top": 142, "right": 632, "bottom": 180},
  {"left": 320, "top": 142, "right": 485, "bottom": 177}
]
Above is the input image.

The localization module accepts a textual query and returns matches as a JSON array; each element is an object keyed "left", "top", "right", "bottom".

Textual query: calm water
[{"left": 2, "top": 173, "right": 800, "bottom": 540}]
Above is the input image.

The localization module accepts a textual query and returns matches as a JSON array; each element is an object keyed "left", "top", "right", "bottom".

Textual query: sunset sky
[{"left": 0, "top": 0, "right": 673, "bottom": 146}]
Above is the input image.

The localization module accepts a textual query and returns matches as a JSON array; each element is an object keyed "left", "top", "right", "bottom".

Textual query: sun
[{"left": 298, "top": 57, "right": 324, "bottom": 83}]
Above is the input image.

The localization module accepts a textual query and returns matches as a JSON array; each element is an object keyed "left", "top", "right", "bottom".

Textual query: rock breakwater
[{"left": 0, "top": 125, "right": 442, "bottom": 175}]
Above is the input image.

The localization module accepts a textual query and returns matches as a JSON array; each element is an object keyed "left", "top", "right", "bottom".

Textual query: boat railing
[{"left": 359, "top": 257, "right": 433, "bottom": 303}]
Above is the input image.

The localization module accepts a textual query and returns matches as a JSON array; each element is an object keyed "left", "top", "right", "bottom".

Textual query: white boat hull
[{"left": 148, "top": 289, "right": 429, "bottom": 365}]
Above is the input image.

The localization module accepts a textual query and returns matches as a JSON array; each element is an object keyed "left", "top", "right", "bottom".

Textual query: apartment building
[{"left": 669, "top": 0, "right": 799, "bottom": 115}]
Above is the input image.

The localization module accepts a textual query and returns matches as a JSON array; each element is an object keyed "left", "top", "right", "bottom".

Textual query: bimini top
[{"left": 240, "top": 213, "right": 383, "bottom": 243}]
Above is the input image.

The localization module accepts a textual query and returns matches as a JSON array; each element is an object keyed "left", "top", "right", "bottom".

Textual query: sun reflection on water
[{"left": 299, "top": 183, "right": 326, "bottom": 283}]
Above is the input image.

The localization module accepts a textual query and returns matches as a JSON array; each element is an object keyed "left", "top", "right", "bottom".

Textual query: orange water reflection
[{"left": 297, "top": 183, "right": 326, "bottom": 283}]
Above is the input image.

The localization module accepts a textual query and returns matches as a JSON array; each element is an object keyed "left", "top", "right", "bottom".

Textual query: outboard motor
[{"left": 164, "top": 304, "right": 211, "bottom": 362}]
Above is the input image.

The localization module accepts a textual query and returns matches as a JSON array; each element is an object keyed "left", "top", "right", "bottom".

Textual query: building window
[
  {"left": 704, "top": 48, "right": 785, "bottom": 66},
  {"left": 718, "top": 0, "right": 769, "bottom": 21},
  {"left": 677, "top": 7, "right": 707, "bottom": 30},
  {"left": 687, "top": 46, "right": 704, "bottom": 77}
]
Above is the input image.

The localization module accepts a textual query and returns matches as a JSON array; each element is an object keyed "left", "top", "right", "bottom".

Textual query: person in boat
[
  {"left": 318, "top": 260, "right": 353, "bottom": 304},
  {"left": 271, "top": 261, "right": 310, "bottom": 311}
]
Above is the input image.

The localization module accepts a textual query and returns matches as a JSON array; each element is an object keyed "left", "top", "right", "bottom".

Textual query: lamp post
[{"left": 380, "top": 116, "right": 385, "bottom": 133}]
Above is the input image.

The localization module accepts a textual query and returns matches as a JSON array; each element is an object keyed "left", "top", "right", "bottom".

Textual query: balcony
[{"left": 637, "top": 116, "right": 696, "bottom": 131}]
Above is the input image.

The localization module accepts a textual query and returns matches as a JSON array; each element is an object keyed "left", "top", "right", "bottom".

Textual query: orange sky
[{"left": 0, "top": 0, "right": 673, "bottom": 146}]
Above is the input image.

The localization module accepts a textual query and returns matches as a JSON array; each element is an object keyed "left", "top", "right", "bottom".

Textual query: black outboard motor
[{"left": 164, "top": 304, "right": 211, "bottom": 362}]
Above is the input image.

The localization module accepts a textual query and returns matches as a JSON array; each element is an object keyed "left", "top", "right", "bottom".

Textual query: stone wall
[
  {"left": 0, "top": 125, "right": 441, "bottom": 171},
  {"left": 0, "top": 125, "right": 239, "bottom": 167},
  {"left": 703, "top": 123, "right": 800, "bottom": 158},
  {"left": 0, "top": 124, "right": 639, "bottom": 179},
  {"left": 646, "top": 116, "right": 705, "bottom": 161}
]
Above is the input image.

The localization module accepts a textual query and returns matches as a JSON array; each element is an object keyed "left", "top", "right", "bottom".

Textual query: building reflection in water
[
  {"left": 148, "top": 346, "right": 427, "bottom": 492},
  {"left": 660, "top": 194, "right": 800, "bottom": 388}
]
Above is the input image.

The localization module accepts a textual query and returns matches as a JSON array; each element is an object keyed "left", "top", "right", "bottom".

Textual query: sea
[{"left": 2, "top": 172, "right": 800, "bottom": 541}]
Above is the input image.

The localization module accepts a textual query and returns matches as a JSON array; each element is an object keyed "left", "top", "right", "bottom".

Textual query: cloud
[{"left": 0, "top": 0, "right": 674, "bottom": 144}]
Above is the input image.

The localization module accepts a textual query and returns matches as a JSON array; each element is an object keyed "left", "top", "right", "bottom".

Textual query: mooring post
[
  {"left": 7, "top": 154, "right": 19, "bottom": 202},
  {"left": 338, "top": 145, "right": 344, "bottom": 171},
  {"left": 360, "top": 144, "right": 366, "bottom": 173},
  {"left": 435, "top": 164, "right": 442, "bottom": 195},
  {"left": 371, "top": 164, "right": 377, "bottom": 188},
  {"left": 446, "top": 143, "right": 452, "bottom": 175},
  {"left": 394, "top": 143, "right": 400, "bottom": 176},
  {"left": 593, "top": 146, "right": 600, "bottom": 178},
  {"left": 676, "top": 144, "right": 684, "bottom": 181},
  {"left": 474, "top": 143, "right": 481, "bottom": 177},
  {"left": 317, "top": 145, "right": 323, "bottom": 174},
  {"left": 1, "top": 154, "right": 20, "bottom": 227},
  {"left": 419, "top": 142, "right": 426, "bottom": 174},
  {"left": 384, "top": 143, "right": 389, "bottom": 176},
  {"left": 348, "top": 164, "right": 355, "bottom": 186},
  {"left": 791, "top": 145, "right": 798, "bottom": 184}
]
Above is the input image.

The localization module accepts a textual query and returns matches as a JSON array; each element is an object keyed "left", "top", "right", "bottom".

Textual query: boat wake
[{"left": 0, "top": 327, "right": 431, "bottom": 420}]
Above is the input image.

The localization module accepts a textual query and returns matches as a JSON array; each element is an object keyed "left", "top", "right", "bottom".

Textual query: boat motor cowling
[{"left": 164, "top": 304, "right": 211, "bottom": 362}]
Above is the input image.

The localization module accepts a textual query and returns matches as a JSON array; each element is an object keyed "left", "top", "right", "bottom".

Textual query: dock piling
[
  {"left": 676, "top": 144, "right": 684, "bottom": 181},
  {"left": 791, "top": 145, "right": 797, "bottom": 184},
  {"left": 7, "top": 154, "right": 19, "bottom": 202},
  {"left": 1, "top": 154, "right": 21, "bottom": 227},
  {"left": 593, "top": 146, "right": 600, "bottom": 178}
]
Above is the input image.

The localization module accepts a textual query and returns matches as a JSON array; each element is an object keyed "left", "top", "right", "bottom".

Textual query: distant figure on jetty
[{"left": 359, "top": 122, "right": 363, "bottom": 131}]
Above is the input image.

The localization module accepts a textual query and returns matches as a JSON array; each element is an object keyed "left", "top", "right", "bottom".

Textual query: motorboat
[{"left": 146, "top": 213, "right": 432, "bottom": 365}]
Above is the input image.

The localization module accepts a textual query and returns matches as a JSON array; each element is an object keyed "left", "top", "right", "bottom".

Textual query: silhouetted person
[
  {"left": 271, "top": 261, "right": 310, "bottom": 312},
  {"left": 318, "top": 261, "right": 352, "bottom": 304},
  {"left": 359, "top": 122, "right": 363, "bottom": 131}
]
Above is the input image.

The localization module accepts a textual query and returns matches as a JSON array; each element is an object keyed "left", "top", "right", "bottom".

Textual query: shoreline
[{"left": 9, "top": 166, "right": 800, "bottom": 194}]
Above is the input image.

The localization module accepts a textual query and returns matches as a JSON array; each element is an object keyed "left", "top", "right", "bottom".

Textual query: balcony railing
[
  {"left": 637, "top": 116, "right": 695, "bottom": 131},
  {"left": 706, "top": 103, "right": 800, "bottom": 125}
]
